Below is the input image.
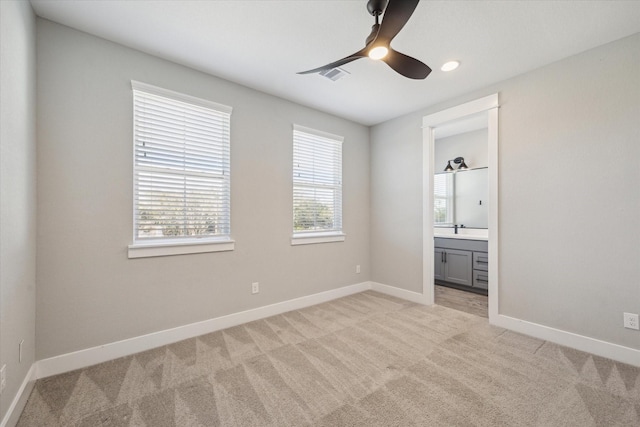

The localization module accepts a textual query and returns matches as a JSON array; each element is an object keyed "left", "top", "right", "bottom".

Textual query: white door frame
[{"left": 421, "top": 94, "right": 499, "bottom": 323}]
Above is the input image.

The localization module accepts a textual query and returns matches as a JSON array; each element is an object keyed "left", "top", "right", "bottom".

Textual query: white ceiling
[{"left": 30, "top": 0, "right": 640, "bottom": 126}]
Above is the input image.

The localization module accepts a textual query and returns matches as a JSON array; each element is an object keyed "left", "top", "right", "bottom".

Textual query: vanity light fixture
[
  {"left": 444, "top": 157, "right": 468, "bottom": 171},
  {"left": 456, "top": 156, "right": 469, "bottom": 169},
  {"left": 444, "top": 161, "right": 454, "bottom": 172}
]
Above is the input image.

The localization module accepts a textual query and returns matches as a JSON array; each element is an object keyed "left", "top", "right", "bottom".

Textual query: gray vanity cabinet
[
  {"left": 471, "top": 251, "right": 489, "bottom": 289},
  {"left": 434, "top": 238, "right": 488, "bottom": 293},
  {"left": 473, "top": 270, "right": 489, "bottom": 290},
  {"left": 434, "top": 248, "right": 473, "bottom": 286},
  {"left": 434, "top": 247, "right": 445, "bottom": 281}
]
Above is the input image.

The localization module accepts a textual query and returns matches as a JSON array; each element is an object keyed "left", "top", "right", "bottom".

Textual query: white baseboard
[
  {"left": 0, "top": 364, "right": 36, "bottom": 427},
  {"left": 494, "top": 314, "right": 640, "bottom": 367},
  {"left": 370, "top": 281, "right": 428, "bottom": 304},
  {"left": 36, "top": 281, "right": 371, "bottom": 379},
  {"left": 32, "top": 279, "right": 638, "bottom": 387},
  {"left": 372, "top": 281, "right": 639, "bottom": 367}
]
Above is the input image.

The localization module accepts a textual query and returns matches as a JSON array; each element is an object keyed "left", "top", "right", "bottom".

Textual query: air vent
[{"left": 319, "top": 67, "right": 350, "bottom": 81}]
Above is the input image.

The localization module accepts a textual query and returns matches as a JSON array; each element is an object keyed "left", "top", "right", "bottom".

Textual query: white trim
[
  {"left": 422, "top": 94, "right": 500, "bottom": 324},
  {"left": 35, "top": 282, "right": 371, "bottom": 379},
  {"left": 371, "top": 280, "right": 639, "bottom": 367},
  {"left": 486, "top": 107, "right": 499, "bottom": 321},
  {"left": 291, "top": 233, "right": 346, "bottom": 245},
  {"left": 422, "top": 125, "right": 435, "bottom": 305},
  {"left": 293, "top": 124, "right": 344, "bottom": 143},
  {"left": 370, "top": 282, "right": 428, "bottom": 304},
  {"left": 131, "top": 80, "right": 232, "bottom": 114},
  {"left": 128, "top": 239, "right": 235, "bottom": 258},
  {"left": 494, "top": 314, "right": 640, "bottom": 367},
  {"left": 0, "top": 364, "right": 36, "bottom": 427},
  {"left": 422, "top": 94, "right": 498, "bottom": 128},
  {"left": 25, "top": 279, "right": 638, "bottom": 390}
]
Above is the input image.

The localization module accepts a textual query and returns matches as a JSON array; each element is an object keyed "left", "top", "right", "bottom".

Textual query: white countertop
[{"left": 433, "top": 229, "right": 488, "bottom": 241}]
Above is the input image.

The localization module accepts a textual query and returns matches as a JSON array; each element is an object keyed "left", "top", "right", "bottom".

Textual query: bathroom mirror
[{"left": 434, "top": 167, "right": 488, "bottom": 229}]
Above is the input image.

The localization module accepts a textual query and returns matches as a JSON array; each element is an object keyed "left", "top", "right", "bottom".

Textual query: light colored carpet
[{"left": 17, "top": 291, "right": 639, "bottom": 426}]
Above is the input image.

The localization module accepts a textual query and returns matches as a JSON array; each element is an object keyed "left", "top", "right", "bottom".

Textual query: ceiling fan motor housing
[{"left": 367, "top": 0, "right": 389, "bottom": 16}]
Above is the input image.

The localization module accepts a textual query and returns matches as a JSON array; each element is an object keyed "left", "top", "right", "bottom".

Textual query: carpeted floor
[{"left": 17, "top": 291, "right": 639, "bottom": 426}]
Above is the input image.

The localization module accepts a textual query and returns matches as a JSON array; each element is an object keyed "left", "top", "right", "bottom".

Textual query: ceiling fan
[{"left": 298, "top": 0, "right": 431, "bottom": 80}]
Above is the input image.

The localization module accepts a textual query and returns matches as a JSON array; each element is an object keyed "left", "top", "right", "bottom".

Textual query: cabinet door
[
  {"left": 434, "top": 248, "right": 445, "bottom": 281},
  {"left": 444, "top": 249, "right": 472, "bottom": 286}
]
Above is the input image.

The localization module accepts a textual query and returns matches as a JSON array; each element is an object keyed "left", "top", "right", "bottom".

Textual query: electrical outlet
[
  {"left": 356, "top": 265, "right": 361, "bottom": 274},
  {"left": 1, "top": 364, "right": 6, "bottom": 394},
  {"left": 252, "top": 282, "right": 259, "bottom": 294},
  {"left": 623, "top": 312, "right": 639, "bottom": 330}
]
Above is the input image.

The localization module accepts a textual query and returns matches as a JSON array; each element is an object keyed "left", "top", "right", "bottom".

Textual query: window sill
[
  {"left": 128, "top": 238, "right": 235, "bottom": 259},
  {"left": 291, "top": 232, "right": 346, "bottom": 246}
]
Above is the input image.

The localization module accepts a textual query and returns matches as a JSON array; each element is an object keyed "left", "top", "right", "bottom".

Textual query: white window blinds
[
  {"left": 132, "top": 81, "right": 232, "bottom": 243},
  {"left": 434, "top": 173, "right": 454, "bottom": 224},
  {"left": 293, "top": 125, "right": 343, "bottom": 235}
]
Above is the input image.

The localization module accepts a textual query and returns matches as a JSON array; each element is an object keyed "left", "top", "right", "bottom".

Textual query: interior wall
[
  {"left": 369, "top": 112, "right": 425, "bottom": 293},
  {"left": 371, "top": 33, "right": 640, "bottom": 350},
  {"left": 435, "top": 129, "right": 488, "bottom": 171},
  {"left": 0, "top": 0, "right": 37, "bottom": 421},
  {"left": 36, "top": 19, "right": 370, "bottom": 360}
]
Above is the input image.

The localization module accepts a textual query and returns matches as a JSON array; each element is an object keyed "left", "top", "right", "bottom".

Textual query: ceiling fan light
[
  {"left": 441, "top": 60, "right": 460, "bottom": 72},
  {"left": 369, "top": 46, "right": 388, "bottom": 60}
]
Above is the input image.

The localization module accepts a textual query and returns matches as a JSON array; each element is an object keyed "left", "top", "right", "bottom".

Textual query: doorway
[{"left": 421, "top": 94, "right": 499, "bottom": 322}]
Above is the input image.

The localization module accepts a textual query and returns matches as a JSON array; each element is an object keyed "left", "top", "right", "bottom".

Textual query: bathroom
[{"left": 433, "top": 114, "right": 489, "bottom": 317}]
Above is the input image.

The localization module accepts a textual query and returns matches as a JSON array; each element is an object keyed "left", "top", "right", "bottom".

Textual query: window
[
  {"left": 292, "top": 125, "right": 344, "bottom": 245},
  {"left": 434, "top": 173, "right": 454, "bottom": 225},
  {"left": 128, "top": 81, "right": 233, "bottom": 258}
]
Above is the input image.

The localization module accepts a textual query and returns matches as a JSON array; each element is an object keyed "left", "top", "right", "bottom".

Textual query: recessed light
[{"left": 441, "top": 60, "right": 460, "bottom": 72}]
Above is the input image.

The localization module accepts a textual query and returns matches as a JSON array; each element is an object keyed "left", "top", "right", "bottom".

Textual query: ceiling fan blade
[
  {"left": 376, "top": 0, "right": 420, "bottom": 43},
  {"left": 297, "top": 49, "right": 368, "bottom": 75},
  {"left": 382, "top": 48, "right": 431, "bottom": 79}
]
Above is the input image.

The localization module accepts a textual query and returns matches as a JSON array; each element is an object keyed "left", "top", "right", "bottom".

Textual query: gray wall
[
  {"left": 36, "top": 19, "right": 370, "bottom": 360},
  {"left": 370, "top": 112, "right": 424, "bottom": 292},
  {"left": 371, "top": 33, "right": 640, "bottom": 349},
  {"left": 435, "top": 129, "right": 488, "bottom": 171},
  {"left": 0, "top": 0, "right": 37, "bottom": 421}
]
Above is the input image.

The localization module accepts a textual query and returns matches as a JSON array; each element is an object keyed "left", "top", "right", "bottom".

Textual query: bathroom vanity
[{"left": 434, "top": 236, "right": 488, "bottom": 294}]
